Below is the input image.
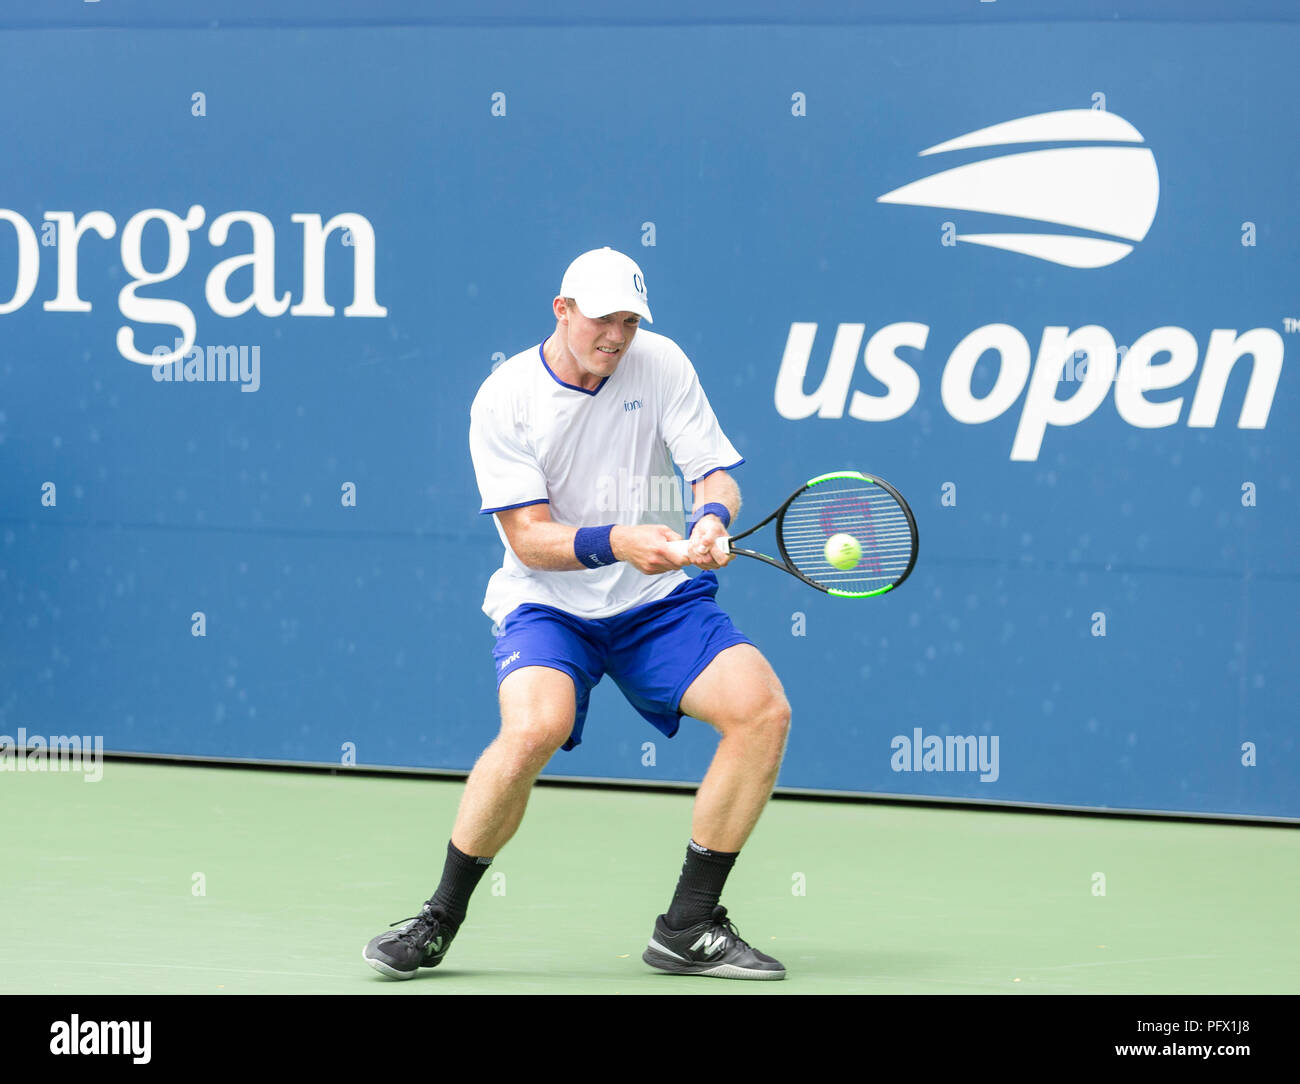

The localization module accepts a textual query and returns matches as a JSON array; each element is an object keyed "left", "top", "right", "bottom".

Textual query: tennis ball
[{"left": 824, "top": 532, "right": 861, "bottom": 570}]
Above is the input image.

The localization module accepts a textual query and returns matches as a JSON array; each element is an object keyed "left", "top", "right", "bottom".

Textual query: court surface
[{"left": 3, "top": 760, "right": 1295, "bottom": 995}]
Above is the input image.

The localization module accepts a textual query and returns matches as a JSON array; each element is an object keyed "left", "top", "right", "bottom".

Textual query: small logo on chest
[{"left": 623, "top": 398, "right": 643, "bottom": 412}]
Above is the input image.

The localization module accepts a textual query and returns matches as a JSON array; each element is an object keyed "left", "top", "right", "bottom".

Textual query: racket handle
[{"left": 666, "top": 537, "right": 731, "bottom": 563}]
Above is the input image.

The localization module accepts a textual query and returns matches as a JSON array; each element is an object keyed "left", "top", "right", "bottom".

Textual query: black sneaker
[
  {"left": 362, "top": 900, "right": 457, "bottom": 980},
  {"left": 642, "top": 905, "right": 785, "bottom": 980}
]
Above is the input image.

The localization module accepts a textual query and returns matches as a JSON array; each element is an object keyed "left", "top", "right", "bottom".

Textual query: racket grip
[{"left": 666, "top": 537, "right": 731, "bottom": 563}]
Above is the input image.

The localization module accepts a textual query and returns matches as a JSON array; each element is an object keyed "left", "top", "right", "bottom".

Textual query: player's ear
[{"left": 553, "top": 296, "right": 570, "bottom": 322}]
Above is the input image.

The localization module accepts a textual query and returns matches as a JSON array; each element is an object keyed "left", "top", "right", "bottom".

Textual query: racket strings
[{"left": 779, "top": 483, "right": 914, "bottom": 591}]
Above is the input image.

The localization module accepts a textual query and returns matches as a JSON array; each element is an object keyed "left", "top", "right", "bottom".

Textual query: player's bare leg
[
  {"left": 641, "top": 642, "right": 791, "bottom": 980},
  {"left": 451, "top": 665, "right": 576, "bottom": 857},
  {"left": 363, "top": 665, "right": 573, "bottom": 979},
  {"left": 680, "top": 643, "right": 791, "bottom": 852}
]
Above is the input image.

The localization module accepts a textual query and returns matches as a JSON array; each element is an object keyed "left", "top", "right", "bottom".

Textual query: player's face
[{"left": 561, "top": 303, "right": 640, "bottom": 382}]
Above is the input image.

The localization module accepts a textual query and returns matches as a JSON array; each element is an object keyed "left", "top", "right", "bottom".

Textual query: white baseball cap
[{"left": 559, "top": 247, "right": 653, "bottom": 323}]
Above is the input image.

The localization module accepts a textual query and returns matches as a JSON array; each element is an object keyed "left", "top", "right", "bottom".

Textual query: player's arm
[
  {"left": 686, "top": 469, "right": 741, "bottom": 569},
  {"left": 496, "top": 503, "right": 689, "bottom": 575}
]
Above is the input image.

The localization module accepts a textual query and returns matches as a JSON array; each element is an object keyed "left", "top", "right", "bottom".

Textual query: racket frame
[{"left": 722, "top": 470, "right": 919, "bottom": 598}]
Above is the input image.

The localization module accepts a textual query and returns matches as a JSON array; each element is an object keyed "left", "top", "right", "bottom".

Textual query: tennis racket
[{"left": 667, "top": 470, "right": 918, "bottom": 598}]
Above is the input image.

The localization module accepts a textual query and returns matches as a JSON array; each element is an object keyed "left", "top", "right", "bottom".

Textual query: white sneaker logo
[
  {"left": 878, "top": 109, "right": 1159, "bottom": 269},
  {"left": 690, "top": 931, "right": 728, "bottom": 958}
]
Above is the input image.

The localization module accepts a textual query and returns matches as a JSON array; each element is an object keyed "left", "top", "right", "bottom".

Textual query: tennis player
[{"left": 364, "top": 247, "right": 791, "bottom": 981}]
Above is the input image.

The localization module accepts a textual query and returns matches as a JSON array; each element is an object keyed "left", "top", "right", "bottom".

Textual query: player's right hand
[{"left": 610, "top": 524, "right": 691, "bottom": 575}]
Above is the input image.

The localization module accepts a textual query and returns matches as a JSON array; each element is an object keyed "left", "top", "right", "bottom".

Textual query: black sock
[
  {"left": 430, "top": 841, "right": 492, "bottom": 929},
  {"left": 665, "top": 840, "right": 738, "bottom": 930}
]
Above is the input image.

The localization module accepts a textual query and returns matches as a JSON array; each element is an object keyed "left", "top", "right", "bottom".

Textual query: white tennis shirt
[{"left": 469, "top": 328, "right": 743, "bottom": 623}]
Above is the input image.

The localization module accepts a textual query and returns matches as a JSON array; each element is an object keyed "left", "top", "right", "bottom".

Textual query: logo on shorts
[{"left": 499, "top": 651, "right": 521, "bottom": 671}]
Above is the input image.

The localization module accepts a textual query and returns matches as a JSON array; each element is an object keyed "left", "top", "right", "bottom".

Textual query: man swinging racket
[{"left": 364, "top": 247, "right": 791, "bottom": 981}]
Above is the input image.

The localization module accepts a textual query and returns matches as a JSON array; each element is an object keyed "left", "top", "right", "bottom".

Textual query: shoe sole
[
  {"left": 362, "top": 948, "right": 419, "bottom": 980},
  {"left": 642, "top": 941, "right": 786, "bottom": 980}
]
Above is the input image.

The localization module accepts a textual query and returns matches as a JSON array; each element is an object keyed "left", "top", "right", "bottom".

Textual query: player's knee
[
  {"left": 772, "top": 693, "right": 792, "bottom": 735},
  {"left": 760, "top": 693, "right": 792, "bottom": 752},
  {"left": 499, "top": 715, "right": 572, "bottom": 769},
  {"left": 718, "top": 692, "right": 789, "bottom": 760}
]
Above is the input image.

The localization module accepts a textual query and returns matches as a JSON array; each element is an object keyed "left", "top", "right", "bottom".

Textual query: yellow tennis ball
[{"left": 824, "top": 532, "right": 861, "bottom": 570}]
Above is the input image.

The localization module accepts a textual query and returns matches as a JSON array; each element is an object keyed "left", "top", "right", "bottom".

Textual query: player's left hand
[{"left": 689, "top": 515, "right": 732, "bottom": 570}]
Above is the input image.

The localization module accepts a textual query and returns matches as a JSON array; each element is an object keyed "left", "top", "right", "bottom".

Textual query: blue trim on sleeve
[
  {"left": 689, "top": 459, "right": 745, "bottom": 485},
  {"left": 481, "top": 498, "right": 550, "bottom": 515},
  {"left": 538, "top": 339, "right": 608, "bottom": 397}
]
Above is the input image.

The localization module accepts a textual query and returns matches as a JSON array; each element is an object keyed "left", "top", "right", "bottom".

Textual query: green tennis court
[{"left": 3, "top": 761, "right": 1295, "bottom": 995}]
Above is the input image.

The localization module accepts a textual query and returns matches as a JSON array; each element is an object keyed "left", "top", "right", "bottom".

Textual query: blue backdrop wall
[{"left": 2, "top": 1, "right": 1296, "bottom": 818}]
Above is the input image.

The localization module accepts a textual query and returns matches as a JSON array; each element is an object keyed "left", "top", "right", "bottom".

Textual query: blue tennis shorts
[{"left": 490, "top": 572, "right": 754, "bottom": 751}]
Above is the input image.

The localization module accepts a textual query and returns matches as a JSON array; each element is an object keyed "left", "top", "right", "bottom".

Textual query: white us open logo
[{"left": 878, "top": 108, "right": 1160, "bottom": 269}]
